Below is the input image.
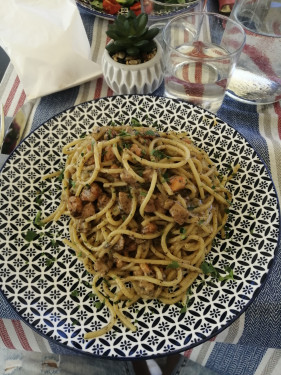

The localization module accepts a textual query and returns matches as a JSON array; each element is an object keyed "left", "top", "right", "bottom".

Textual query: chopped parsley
[
  {"left": 145, "top": 130, "right": 156, "bottom": 136},
  {"left": 179, "top": 227, "right": 187, "bottom": 239},
  {"left": 34, "top": 211, "right": 45, "bottom": 227},
  {"left": 71, "top": 290, "right": 80, "bottom": 297},
  {"left": 161, "top": 172, "right": 170, "bottom": 182},
  {"left": 167, "top": 261, "right": 180, "bottom": 269},
  {"left": 24, "top": 230, "right": 38, "bottom": 242},
  {"left": 151, "top": 149, "right": 170, "bottom": 160},
  {"left": 94, "top": 300, "right": 105, "bottom": 309},
  {"left": 35, "top": 189, "right": 45, "bottom": 205},
  {"left": 119, "top": 130, "right": 130, "bottom": 137},
  {"left": 187, "top": 206, "right": 198, "bottom": 211},
  {"left": 201, "top": 261, "right": 234, "bottom": 282},
  {"left": 200, "top": 262, "right": 218, "bottom": 277},
  {"left": 69, "top": 179, "right": 76, "bottom": 188},
  {"left": 45, "top": 257, "right": 56, "bottom": 267},
  {"left": 131, "top": 118, "right": 142, "bottom": 127}
]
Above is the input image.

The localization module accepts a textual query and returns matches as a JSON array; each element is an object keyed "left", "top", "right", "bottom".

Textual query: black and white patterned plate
[{"left": 0, "top": 95, "right": 280, "bottom": 359}]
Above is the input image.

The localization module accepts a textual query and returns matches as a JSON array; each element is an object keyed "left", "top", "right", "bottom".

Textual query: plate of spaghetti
[{"left": 0, "top": 95, "right": 279, "bottom": 358}]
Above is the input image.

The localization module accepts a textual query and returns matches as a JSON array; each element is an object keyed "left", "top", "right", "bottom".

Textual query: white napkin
[{"left": 0, "top": 0, "right": 102, "bottom": 100}]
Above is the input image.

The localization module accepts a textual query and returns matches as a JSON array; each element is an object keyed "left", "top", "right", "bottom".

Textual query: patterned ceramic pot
[{"left": 102, "top": 40, "right": 164, "bottom": 95}]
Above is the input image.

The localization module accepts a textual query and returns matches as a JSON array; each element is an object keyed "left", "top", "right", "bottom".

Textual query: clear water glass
[
  {"left": 163, "top": 12, "right": 246, "bottom": 113},
  {"left": 227, "top": 0, "right": 281, "bottom": 105}
]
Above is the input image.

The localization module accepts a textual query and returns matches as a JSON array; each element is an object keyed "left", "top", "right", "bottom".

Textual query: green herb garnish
[
  {"left": 167, "top": 261, "right": 180, "bottom": 269},
  {"left": 71, "top": 290, "right": 80, "bottom": 297},
  {"left": 131, "top": 118, "right": 142, "bottom": 127},
  {"left": 34, "top": 211, "right": 45, "bottom": 227},
  {"left": 24, "top": 230, "right": 38, "bottom": 242},
  {"left": 94, "top": 301, "right": 105, "bottom": 309},
  {"left": 151, "top": 149, "right": 170, "bottom": 160}
]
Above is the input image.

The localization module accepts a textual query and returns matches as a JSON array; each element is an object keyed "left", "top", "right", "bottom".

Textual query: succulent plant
[{"left": 106, "top": 11, "right": 159, "bottom": 58}]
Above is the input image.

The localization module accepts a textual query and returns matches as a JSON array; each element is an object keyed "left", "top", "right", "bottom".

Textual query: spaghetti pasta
[{"left": 43, "top": 125, "right": 236, "bottom": 339}]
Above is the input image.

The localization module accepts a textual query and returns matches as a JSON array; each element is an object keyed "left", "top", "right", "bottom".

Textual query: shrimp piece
[
  {"left": 169, "top": 175, "right": 186, "bottom": 192},
  {"left": 67, "top": 196, "right": 82, "bottom": 217},
  {"left": 130, "top": 143, "right": 142, "bottom": 157},
  {"left": 97, "top": 193, "right": 110, "bottom": 210},
  {"left": 93, "top": 255, "right": 114, "bottom": 276},
  {"left": 118, "top": 191, "right": 132, "bottom": 214},
  {"left": 104, "top": 145, "right": 115, "bottom": 161},
  {"left": 113, "top": 235, "right": 125, "bottom": 251},
  {"left": 115, "top": 258, "right": 125, "bottom": 269},
  {"left": 81, "top": 202, "right": 95, "bottom": 219},
  {"left": 142, "top": 222, "right": 158, "bottom": 234},
  {"left": 139, "top": 280, "right": 155, "bottom": 297},
  {"left": 84, "top": 155, "right": 95, "bottom": 166},
  {"left": 80, "top": 183, "right": 101, "bottom": 202},
  {"left": 140, "top": 263, "right": 152, "bottom": 276}
]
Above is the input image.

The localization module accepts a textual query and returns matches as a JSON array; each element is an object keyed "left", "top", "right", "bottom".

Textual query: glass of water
[
  {"left": 163, "top": 12, "right": 246, "bottom": 113},
  {"left": 227, "top": 0, "right": 281, "bottom": 105}
]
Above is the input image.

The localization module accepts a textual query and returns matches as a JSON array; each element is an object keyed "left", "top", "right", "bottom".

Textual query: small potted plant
[{"left": 102, "top": 11, "right": 164, "bottom": 95}]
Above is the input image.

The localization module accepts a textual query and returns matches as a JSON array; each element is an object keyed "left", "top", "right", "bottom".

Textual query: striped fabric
[{"left": 0, "top": 4, "right": 281, "bottom": 375}]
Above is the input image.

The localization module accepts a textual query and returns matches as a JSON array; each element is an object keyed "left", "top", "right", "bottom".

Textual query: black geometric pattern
[{"left": 0, "top": 95, "right": 280, "bottom": 358}]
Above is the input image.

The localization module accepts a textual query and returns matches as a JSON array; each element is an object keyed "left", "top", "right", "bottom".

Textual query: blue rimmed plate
[{"left": 0, "top": 95, "right": 279, "bottom": 358}]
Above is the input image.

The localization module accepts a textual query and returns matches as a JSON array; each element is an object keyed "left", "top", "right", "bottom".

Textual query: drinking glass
[
  {"left": 142, "top": 0, "right": 203, "bottom": 20},
  {"left": 227, "top": 0, "right": 281, "bottom": 104},
  {"left": 163, "top": 12, "right": 246, "bottom": 113}
]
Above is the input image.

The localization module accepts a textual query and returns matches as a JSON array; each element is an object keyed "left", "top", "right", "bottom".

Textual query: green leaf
[
  {"left": 106, "top": 43, "right": 119, "bottom": 55},
  {"left": 200, "top": 261, "right": 218, "bottom": 277},
  {"left": 45, "top": 257, "right": 55, "bottom": 267},
  {"left": 187, "top": 206, "right": 198, "bottom": 211},
  {"left": 115, "top": 40, "right": 135, "bottom": 49},
  {"left": 34, "top": 211, "right": 44, "bottom": 227},
  {"left": 161, "top": 172, "right": 169, "bottom": 182},
  {"left": 180, "top": 304, "right": 187, "bottom": 313},
  {"left": 145, "top": 130, "right": 156, "bottom": 136},
  {"left": 71, "top": 290, "right": 80, "bottom": 297},
  {"left": 24, "top": 230, "right": 38, "bottom": 242},
  {"left": 131, "top": 118, "right": 142, "bottom": 127},
  {"left": 94, "top": 301, "right": 104, "bottom": 309},
  {"left": 218, "top": 266, "right": 234, "bottom": 281},
  {"left": 143, "top": 28, "right": 159, "bottom": 40},
  {"left": 57, "top": 169, "right": 64, "bottom": 182},
  {"left": 90, "top": 0, "right": 103, "bottom": 9},
  {"left": 151, "top": 149, "right": 169, "bottom": 160},
  {"left": 134, "top": 40, "right": 149, "bottom": 48},
  {"left": 124, "top": 19, "right": 130, "bottom": 33},
  {"left": 126, "top": 46, "right": 140, "bottom": 56},
  {"left": 167, "top": 261, "right": 180, "bottom": 269},
  {"left": 119, "top": 130, "right": 130, "bottom": 137},
  {"left": 106, "top": 30, "right": 121, "bottom": 40},
  {"left": 136, "top": 13, "right": 148, "bottom": 31}
]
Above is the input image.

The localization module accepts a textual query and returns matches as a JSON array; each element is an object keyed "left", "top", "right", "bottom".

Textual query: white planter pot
[{"left": 102, "top": 40, "right": 164, "bottom": 95}]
